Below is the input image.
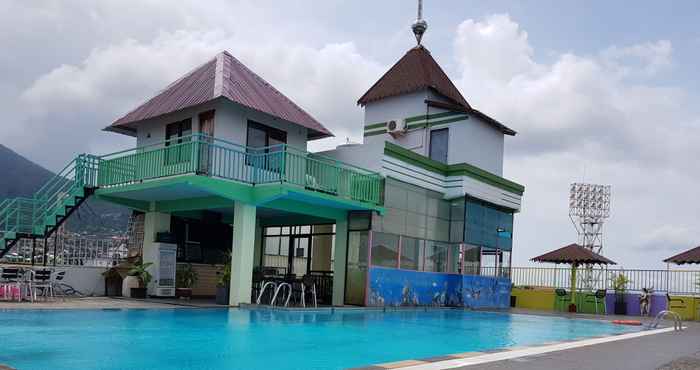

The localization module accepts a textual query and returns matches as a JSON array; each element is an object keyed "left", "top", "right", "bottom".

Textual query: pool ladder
[
  {"left": 647, "top": 310, "right": 683, "bottom": 331},
  {"left": 256, "top": 281, "right": 292, "bottom": 307}
]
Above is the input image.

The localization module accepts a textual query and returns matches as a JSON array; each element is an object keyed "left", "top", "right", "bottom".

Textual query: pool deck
[{"left": 0, "top": 299, "right": 696, "bottom": 370}]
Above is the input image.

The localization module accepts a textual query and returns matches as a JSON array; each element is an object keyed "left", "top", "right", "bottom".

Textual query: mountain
[{"left": 0, "top": 144, "right": 130, "bottom": 236}]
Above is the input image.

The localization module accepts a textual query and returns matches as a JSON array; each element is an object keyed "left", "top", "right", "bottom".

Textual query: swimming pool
[{"left": 0, "top": 308, "right": 638, "bottom": 370}]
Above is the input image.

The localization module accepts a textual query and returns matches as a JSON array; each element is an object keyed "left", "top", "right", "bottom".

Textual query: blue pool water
[{"left": 0, "top": 308, "right": 638, "bottom": 370}]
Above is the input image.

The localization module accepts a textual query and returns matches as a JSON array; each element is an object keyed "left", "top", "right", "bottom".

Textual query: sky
[{"left": 2, "top": 0, "right": 700, "bottom": 269}]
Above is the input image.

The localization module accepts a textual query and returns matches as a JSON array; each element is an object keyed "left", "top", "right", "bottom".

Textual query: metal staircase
[{"left": 0, "top": 154, "right": 99, "bottom": 259}]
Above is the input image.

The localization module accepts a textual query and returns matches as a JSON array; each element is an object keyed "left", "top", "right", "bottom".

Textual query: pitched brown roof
[
  {"left": 107, "top": 51, "right": 332, "bottom": 140},
  {"left": 663, "top": 246, "right": 700, "bottom": 265},
  {"left": 358, "top": 46, "right": 470, "bottom": 108},
  {"left": 531, "top": 243, "right": 617, "bottom": 265}
]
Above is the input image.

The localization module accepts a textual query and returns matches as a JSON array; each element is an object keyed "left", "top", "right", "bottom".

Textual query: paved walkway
[
  {"left": 450, "top": 310, "right": 700, "bottom": 370},
  {"left": 0, "top": 296, "right": 222, "bottom": 309}
]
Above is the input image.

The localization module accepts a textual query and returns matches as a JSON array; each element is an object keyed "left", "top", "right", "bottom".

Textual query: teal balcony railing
[{"left": 97, "top": 134, "right": 384, "bottom": 206}]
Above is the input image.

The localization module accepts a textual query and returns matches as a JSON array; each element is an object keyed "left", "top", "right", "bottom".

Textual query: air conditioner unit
[{"left": 386, "top": 119, "right": 407, "bottom": 137}]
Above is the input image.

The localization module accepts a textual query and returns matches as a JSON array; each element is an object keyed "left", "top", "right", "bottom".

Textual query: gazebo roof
[
  {"left": 663, "top": 246, "right": 700, "bottom": 265},
  {"left": 531, "top": 243, "right": 617, "bottom": 265}
]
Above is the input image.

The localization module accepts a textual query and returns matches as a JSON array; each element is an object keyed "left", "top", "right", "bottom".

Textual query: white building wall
[
  {"left": 134, "top": 99, "right": 308, "bottom": 151},
  {"left": 443, "top": 116, "right": 504, "bottom": 176}
]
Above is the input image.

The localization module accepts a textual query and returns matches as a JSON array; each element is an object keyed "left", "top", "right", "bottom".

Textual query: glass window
[
  {"left": 465, "top": 197, "right": 514, "bottom": 251},
  {"left": 264, "top": 237, "right": 280, "bottom": 255},
  {"left": 400, "top": 237, "right": 422, "bottom": 271},
  {"left": 480, "top": 248, "right": 498, "bottom": 276},
  {"left": 429, "top": 128, "right": 449, "bottom": 163},
  {"left": 462, "top": 245, "right": 481, "bottom": 275},
  {"left": 370, "top": 232, "right": 399, "bottom": 268},
  {"left": 424, "top": 241, "right": 449, "bottom": 272}
]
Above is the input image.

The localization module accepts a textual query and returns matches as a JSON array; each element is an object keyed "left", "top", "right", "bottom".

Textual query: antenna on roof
[{"left": 412, "top": 0, "right": 428, "bottom": 46}]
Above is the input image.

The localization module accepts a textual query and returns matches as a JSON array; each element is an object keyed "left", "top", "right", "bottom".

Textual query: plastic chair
[
  {"left": 301, "top": 275, "right": 318, "bottom": 308},
  {"left": 30, "top": 269, "right": 53, "bottom": 302},
  {"left": 1, "top": 267, "right": 22, "bottom": 302},
  {"left": 584, "top": 289, "right": 607, "bottom": 314},
  {"left": 554, "top": 288, "right": 570, "bottom": 311},
  {"left": 52, "top": 271, "right": 67, "bottom": 299}
]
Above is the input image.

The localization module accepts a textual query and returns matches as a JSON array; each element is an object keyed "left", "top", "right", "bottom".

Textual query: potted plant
[
  {"left": 127, "top": 261, "right": 153, "bottom": 299},
  {"left": 216, "top": 255, "right": 231, "bottom": 305},
  {"left": 176, "top": 263, "right": 199, "bottom": 299},
  {"left": 611, "top": 272, "right": 630, "bottom": 315}
]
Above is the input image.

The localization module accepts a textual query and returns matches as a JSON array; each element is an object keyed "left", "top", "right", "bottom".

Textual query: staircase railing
[
  {"left": 0, "top": 153, "right": 100, "bottom": 242},
  {"left": 32, "top": 154, "right": 100, "bottom": 235}
]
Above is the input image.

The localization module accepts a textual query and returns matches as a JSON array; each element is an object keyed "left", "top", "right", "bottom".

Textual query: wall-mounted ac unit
[{"left": 386, "top": 119, "right": 407, "bottom": 137}]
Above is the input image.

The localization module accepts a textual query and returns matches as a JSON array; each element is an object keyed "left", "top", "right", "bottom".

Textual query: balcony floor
[{"left": 95, "top": 173, "right": 383, "bottom": 219}]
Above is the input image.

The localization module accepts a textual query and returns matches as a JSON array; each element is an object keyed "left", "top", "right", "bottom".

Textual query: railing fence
[{"left": 500, "top": 266, "right": 700, "bottom": 296}]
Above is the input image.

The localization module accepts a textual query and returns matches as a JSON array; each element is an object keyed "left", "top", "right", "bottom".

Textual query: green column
[
  {"left": 229, "top": 202, "right": 257, "bottom": 306},
  {"left": 332, "top": 215, "right": 348, "bottom": 306}
]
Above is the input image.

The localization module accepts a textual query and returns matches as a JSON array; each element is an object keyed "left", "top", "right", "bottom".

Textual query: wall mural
[{"left": 367, "top": 266, "right": 511, "bottom": 309}]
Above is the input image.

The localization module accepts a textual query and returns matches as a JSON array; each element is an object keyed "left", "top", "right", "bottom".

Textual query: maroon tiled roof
[
  {"left": 108, "top": 51, "right": 332, "bottom": 140},
  {"left": 531, "top": 243, "right": 617, "bottom": 265},
  {"left": 664, "top": 246, "right": 700, "bottom": 265},
  {"left": 358, "top": 46, "right": 470, "bottom": 108}
]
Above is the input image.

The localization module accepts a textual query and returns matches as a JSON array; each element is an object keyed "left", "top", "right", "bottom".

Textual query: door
[{"left": 197, "top": 110, "right": 215, "bottom": 175}]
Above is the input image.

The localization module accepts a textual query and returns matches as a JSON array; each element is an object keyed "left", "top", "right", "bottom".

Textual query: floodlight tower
[{"left": 569, "top": 183, "right": 611, "bottom": 289}]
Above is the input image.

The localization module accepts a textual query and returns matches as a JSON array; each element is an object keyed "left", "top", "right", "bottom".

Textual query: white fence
[
  {"left": 1, "top": 235, "right": 127, "bottom": 267},
  {"left": 497, "top": 266, "right": 700, "bottom": 295}
]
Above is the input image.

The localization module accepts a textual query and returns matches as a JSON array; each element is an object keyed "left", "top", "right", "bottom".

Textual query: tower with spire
[{"left": 356, "top": 0, "right": 515, "bottom": 176}]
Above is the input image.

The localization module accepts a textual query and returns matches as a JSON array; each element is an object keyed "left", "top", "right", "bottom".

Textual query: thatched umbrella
[
  {"left": 663, "top": 246, "right": 700, "bottom": 265},
  {"left": 531, "top": 243, "right": 617, "bottom": 309}
]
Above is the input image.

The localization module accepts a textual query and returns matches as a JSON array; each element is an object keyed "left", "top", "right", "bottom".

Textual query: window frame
[{"left": 429, "top": 127, "right": 449, "bottom": 163}]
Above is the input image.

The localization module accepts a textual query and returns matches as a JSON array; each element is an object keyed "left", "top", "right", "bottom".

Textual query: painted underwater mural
[{"left": 367, "top": 266, "right": 511, "bottom": 309}]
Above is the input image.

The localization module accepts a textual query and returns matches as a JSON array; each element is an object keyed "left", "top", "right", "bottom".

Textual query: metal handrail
[{"left": 647, "top": 310, "right": 683, "bottom": 331}]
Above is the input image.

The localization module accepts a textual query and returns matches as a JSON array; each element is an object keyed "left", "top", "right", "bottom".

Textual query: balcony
[{"left": 95, "top": 134, "right": 384, "bottom": 208}]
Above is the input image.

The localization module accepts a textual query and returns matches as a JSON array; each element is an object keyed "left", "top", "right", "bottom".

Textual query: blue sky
[{"left": 1, "top": 0, "right": 699, "bottom": 268}]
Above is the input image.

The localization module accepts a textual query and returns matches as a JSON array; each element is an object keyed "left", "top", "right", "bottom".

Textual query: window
[
  {"left": 246, "top": 121, "right": 287, "bottom": 170},
  {"left": 370, "top": 232, "right": 399, "bottom": 268},
  {"left": 429, "top": 128, "right": 449, "bottom": 163},
  {"left": 165, "top": 119, "right": 192, "bottom": 164}
]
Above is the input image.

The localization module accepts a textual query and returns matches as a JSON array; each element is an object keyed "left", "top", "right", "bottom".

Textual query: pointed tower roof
[
  {"left": 108, "top": 51, "right": 332, "bottom": 140},
  {"left": 357, "top": 46, "right": 470, "bottom": 109}
]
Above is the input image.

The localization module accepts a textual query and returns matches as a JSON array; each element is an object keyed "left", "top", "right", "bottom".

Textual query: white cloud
[
  {"left": 452, "top": 14, "right": 700, "bottom": 268},
  {"left": 11, "top": 27, "right": 383, "bottom": 167}
]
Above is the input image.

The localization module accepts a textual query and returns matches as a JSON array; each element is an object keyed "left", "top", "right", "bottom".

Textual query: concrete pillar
[
  {"left": 139, "top": 211, "right": 171, "bottom": 297},
  {"left": 229, "top": 202, "right": 257, "bottom": 306},
  {"left": 252, "top": 219, "right": 263, "bottom": 269},
  {"left": 332, "top": 215, "right": 348, "bottom": 306},
  {"left": 142, "top": 211, "right": 171, "bottom": 263}
]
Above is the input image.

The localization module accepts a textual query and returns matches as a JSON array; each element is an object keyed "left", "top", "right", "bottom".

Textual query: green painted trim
[
  {"left": 364, "top": 129, "right": 388, "bottom": 137},
  {"left": 405, "top": 111, "right": 461, "bottom": 123},
  {"left": 364, "top": 122, "right": 387, "bottom": 130},
  {"left": 94, "top": 195, "right": 150, "bottom": 211},
  {"left": 364, "top": 113, "right": 468, "bottom": 134},
  {"left": 264, "top": 198, "right": 346, "bottom": 221},
  {"left": 383, "top": 142, "right": 525, "bottom": 195},
  {"left": 154, "top": 196, "right": 232, "bottom": 213}
]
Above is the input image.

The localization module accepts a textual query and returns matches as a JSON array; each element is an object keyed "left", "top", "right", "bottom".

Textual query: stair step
[
  {"left": 54, "top": 207, "right": 66, "bottom": 217},
  {"left": 73, "top": 187, "right": 85, "bottom": 198},
  {"left": 63, "top": 197, "right": 77, "bottom": 208},
  {"left": 44, "top": 216, "right": 57, "bottom": 228}
]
